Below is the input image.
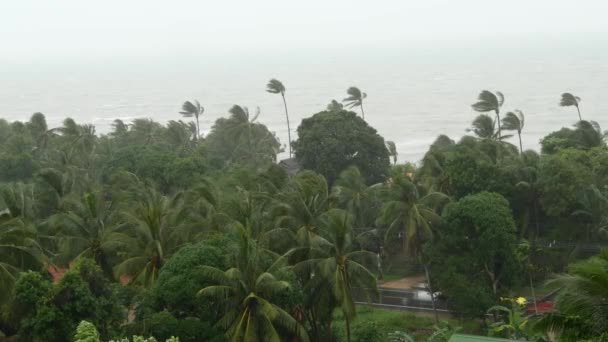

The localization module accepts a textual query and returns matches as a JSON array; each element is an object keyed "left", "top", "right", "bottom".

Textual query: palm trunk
[
  {"left": 533, "top": 200, "right": 540, "bottom": 239},
  {"left": 282, "top": 93, "right": 292, "bottom": 158},
  {"left": 530, "top": 273, "right": 538, "bottom": 314},
  {"left": 345, "top": 314, "right": 351, "bottom": 342},
  {"left": 196, "top": 115, "right": 200, "bottom": 140},
  {"left": 424, "top": 264, "right": 439, "bottom": 324},
  {"left": 576, "top": 105, "right": 582, "bottom": 121},
  {"left": 360, "top": 101, "right": 365, "bottom": 121},
  {"left": 495, "top": 110, "right": 502, "bottom": 139},
  {"left": 518, "top": 131, "right": 523, "bottom": 155}
]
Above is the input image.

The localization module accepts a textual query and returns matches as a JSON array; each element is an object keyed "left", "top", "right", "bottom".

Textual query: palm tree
[
  {"left": 266, "top": 79, "right": 293, "bottom": 158},
  {"left": 331, "top": 166, "right": 381, "bottom": 231},
  {"left": 180, "top": 100, "right": 204, "bottom": 140},
  {"left": 115, "top": 188, "right": 186, "bottom": 287},
  {"left": 560, "top": 93, "right": 582, "bottom": 121},
  {"left": 467, "top": 114, "right": 499, "bottom": 140},
  {"left": 0, "top": 215, "right": 44, "bottom": 304},
  {"left": 472, "top": 90, "right": 505, "bottom": 139},
  {"left": 386, "top": 141, "right": 398, "bottom": 165},
  {"left": 536, "top": 254, "right": 608, "bottom": 339},
  {"left": 570, "top": 185, "right": 608, "bottom": 242},
  {"left": 377, "top": 171, "right": 449, "bottom": 323},
  {"left": 502, "top": 110, "right": 525, "bottom": 154},
  {"left": 50, "top": 192, "right": 129, "bottom": 275},
  {"left": 343, "top": 87, "right": 367, "bottom": 120},
  {"left": 326, "top": 100, "right": 344, "bottom": 112},
  {"left": 198, "top": 224, "right": 309, "bottom": 341},
  {"left": 295, "top": 209, "right": 377, "bottom": 342}
]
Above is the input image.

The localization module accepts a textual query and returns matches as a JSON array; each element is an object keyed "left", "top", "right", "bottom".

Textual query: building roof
[
  {"left": 278, "top": 157, "right": 301, "bottom": 176},
  {"left": 449, "top": 334, "right": 516, "bottom": 342}
]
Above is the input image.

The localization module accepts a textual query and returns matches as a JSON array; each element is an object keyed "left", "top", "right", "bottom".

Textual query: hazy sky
[{"left": 2, "top": 0, "right": 607, "bottom": 63}]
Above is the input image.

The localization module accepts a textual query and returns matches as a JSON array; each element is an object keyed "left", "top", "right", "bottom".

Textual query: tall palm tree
[
  {"left": 467, "top": 114, "right": 507, "bottom": 141},
  {"left": 377, "top": 171, "right": 449, "bottom": 323},
  {"left": 180, "top": 100, "right": 204, "bottom": 140},
  {"left": 385, "top": 141, "right": 398, "bottom": 165},
  {"left": 472, "top": 90, "right": 505, "bottom": 139},
  {"left": 266, "top": 79, "right": 293, "bottom": 158},
  {"left": 343, "top": 87, "right": 367, "bottom": 120},
  {"left": 295, "top": 209, "right": 377, "bottom": 342},
  {"left": 560, "top": 93, "right": 582, "bottom": 121},
  {"left": 198, "top": 224, "right": 309, "bottom": 342},
  {"left": 502, "top": 110, "right": 525, "bottom": 154},
  {"left": 331, "top": 166, "right": 381, "bottom": 231}
]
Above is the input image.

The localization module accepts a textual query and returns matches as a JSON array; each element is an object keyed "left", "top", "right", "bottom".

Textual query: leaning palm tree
[
  {"left": 560, "top": 93, "right": 582, "bottom": 121},
  {"left": 266, "top": 79, "right": 293, "bottom": 158},
  {"left": 502, "top": 110, "right": 525, "bottom": 154},
  {"left": 472, "top": 90, "right": 505, "bottom": 138},
  {"left": 199, "top": 224, "right": 309, "bottom": 342},
  {"left": 343, "top": 87, "right": 367, "bottom": 120},
  {"left": 386, "top": 141, "right": 398, "bottom": 165},
  {"left": 295, "top": 209, "right": 377, "bottom": 342},
  {"left": 180, "top": 100, "right": 204, "bottom": 140}
]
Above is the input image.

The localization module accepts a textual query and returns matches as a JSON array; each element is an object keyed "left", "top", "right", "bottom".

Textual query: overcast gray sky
[{"left": 2, "top": 0, "right": 607, "bottom": 63}]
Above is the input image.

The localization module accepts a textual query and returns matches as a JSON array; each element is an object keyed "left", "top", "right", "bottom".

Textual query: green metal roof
[{"left": 448, "top": 334, "right": 516, "bottom": 342}]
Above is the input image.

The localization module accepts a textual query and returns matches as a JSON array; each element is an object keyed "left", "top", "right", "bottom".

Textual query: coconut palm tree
[
  {"left": 198, "top": 223, "right": 309, "bottom": 342},
  {"left": 266, "top": 79, "right": 293, "bottom": 158},
  {"left": 326, "top": 99, "right": 344, "bottom": 112},
  {"left": 343, "top": 87, "right": 367, "bottom": 120},
  {"left": 295, "top": 209, "right": 377, "bottom": 342},
  {"left": 377, "top": 171, "right": 449, "bottom": 323},
  {"left": 331, "top": 166, "right": 381, "bottom": 231},
  {"left": 0, "top": 215, "right": 44, "bottom": 304},
  {"left": 386, "top": 141, "right": 398, "bottom": 165},
  {"left": 502, "top": 110, "right": 525, "bottom": 154},
  {"left": 115, "top": 188, "right": 187, "bottom": 287},
  {"left": 180, "top": 100, "right": 204, "bottom": 140},
  {"left": 467, "top": 114, "right": 500, "bottom": 140},
  {"left": 50, "top": 192, "right": 129, "bottom": 275},
  {"left": 535, "top": 253, "right": 608, "bottom": 339},
  {"left": 560, "top": 93, "right": 582, "bottom": 121},
  {"left": 472, "top": 90, "right": 505, "bottom": 139}
]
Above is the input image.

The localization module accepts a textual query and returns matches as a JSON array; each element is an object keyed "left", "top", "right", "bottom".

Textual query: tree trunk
[
  {"left": 495, "top": 110, "right": 502, "bottom": 139},
  {"left": 576, "top": 105, "right": 582, "bottom": 121},
  {"left": 518, "top": 131, "right": 523, "bottom": 155},
  {"left": 196, "top": 115, "right": 200, "bottom": 140},
  {"left": 282, "top": 93, "right": 292, "bottom": 158},
  {"left": 360, "top": 101, "right": 365, "bottom": 121},
  {"left": 533, "top": 200, "right": 540, "bottom": 239},
  {"left": 424, "top": 264, "right": 440, "bottom": 324},
  {"left": 345, "top": 314, "right": 351, "bottom": 342},
  {"left": 529, "top": 273, "right": 538, "bottom": 314}
]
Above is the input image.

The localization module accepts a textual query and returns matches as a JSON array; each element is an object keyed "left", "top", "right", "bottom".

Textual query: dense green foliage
[
  {"left": 0, "top": 88, "right": 606, "bottom": 341},
  {"left": 293, "top": 109, "right": 390, "bottom": 184}
]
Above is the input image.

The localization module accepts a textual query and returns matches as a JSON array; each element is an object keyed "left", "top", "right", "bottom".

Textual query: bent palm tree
[
  {"left": 199, "top": 224, "right": 309, "bottom": 342},
  {"left": 343, "top": 87, "right": 367, "bottom": 120},
  {"left": 560, "top": 93, "right": 582, "bottom": 121},
  {"left": 386, "top": 141, "right": 398, "bottom": 165},
  {"left": 180, "top": 100, "right": 204, "bottom": 140},
  {"left": 472, "top": 90, "right": 505, "bottom": 139},
  {"left": 467, "top": 114, "right": 498, "bottom": 140},
  {"left": 502, "top": 110, "right": 525, "bottom": 154},
  {"left": 266, "top": 79, "right": 293, "bottom": 158}
]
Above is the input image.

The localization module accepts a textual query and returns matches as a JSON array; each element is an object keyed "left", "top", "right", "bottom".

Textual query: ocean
[{"left": 1, "top": 38, "right": 607, "bottom": 163}]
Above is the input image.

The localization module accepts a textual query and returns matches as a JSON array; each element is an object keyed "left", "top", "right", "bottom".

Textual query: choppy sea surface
[{"left": 1, "top": 39, "right": 607, "bottom": 163}]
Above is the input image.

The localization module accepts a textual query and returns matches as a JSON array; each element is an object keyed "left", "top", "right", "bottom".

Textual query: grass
[{"left": 332, "top": 306, "right": 485, "bottom": 341}]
